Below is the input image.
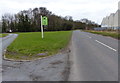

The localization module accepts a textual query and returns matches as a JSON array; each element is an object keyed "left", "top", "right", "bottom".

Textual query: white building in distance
[{"left": 101, "top": 1, "right": 120, "bottom": 29}]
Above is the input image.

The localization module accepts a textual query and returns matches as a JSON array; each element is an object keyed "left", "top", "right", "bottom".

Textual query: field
[
  {"left": 84, "top": 30, "right": 120, "bottom": 39},
  {"left": 5, "top": 31, "right": 72, "bottom": 60}
]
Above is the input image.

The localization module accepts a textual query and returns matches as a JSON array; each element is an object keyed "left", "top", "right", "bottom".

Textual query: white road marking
[{"left": 95, "top": 40, "right": 117, "bottom": 52}]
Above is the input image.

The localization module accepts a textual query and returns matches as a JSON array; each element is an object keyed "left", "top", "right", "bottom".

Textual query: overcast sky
[{"left": 0, "top": 0, "right": 119, "bottom": 24}]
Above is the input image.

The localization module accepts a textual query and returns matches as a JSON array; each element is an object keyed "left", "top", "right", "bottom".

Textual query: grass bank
[
  {"left": 84, "top": 30, "right": 120, "bottom": 39},
  {"left": 5, "top": 31, "right": 72, "bottom": 60}
]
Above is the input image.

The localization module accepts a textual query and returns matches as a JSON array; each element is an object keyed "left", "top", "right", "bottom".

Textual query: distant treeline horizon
[{"left": 2, "top": 7, "right": 100, "bottom": 32}]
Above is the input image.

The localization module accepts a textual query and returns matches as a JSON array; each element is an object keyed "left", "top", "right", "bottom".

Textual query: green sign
[{"left": 42, "top": 16, "right": 48, "bottom": 25}]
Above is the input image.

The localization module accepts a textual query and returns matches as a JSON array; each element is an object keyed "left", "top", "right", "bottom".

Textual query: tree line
[{"left": 2, "top": 7, "right": 99, "bottom": 32}]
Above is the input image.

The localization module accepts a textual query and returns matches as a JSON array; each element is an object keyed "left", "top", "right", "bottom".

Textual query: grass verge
[
  {"left": 5, "top": 31, "right": 72, "bottom": 60},
  {"left": 84, "top": 30, "right": 120, "bottom": 39},
  {"left": 0, "top": 34, "right": 8, "bottom": 37}
]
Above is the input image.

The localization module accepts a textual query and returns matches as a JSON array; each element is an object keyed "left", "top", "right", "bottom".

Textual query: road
[
  {"left": 69, "top": 30, "right": 118, "bottom": 81},
  {"left": 0, "top": 34, "right": 18, "bottom": 82},
  {"left": 1, "top": 34, "right": 18, "bottom": 54}
]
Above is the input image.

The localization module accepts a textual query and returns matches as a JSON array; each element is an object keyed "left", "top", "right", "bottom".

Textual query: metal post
[{"left": 41, "top": 15, "right": 44, "bottom": 39}]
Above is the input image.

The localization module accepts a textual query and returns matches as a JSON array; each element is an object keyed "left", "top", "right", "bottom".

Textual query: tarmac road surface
[{"left": 69, "top": 30, "right": 118, "bottom": 81}]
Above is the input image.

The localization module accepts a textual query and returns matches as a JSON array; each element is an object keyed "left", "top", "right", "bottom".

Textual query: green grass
[
  {"left": 84, "top": 30, "right": 120, "bottom": 39},
  {"left": 5, "top": 31, "right": 72, "bottom": 60},
  {"left": 0, "top": 34, "right": 8, "bottom": 37}
]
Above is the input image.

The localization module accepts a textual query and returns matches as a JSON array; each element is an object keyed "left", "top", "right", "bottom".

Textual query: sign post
[
  {"left": 41, "top": 15, "right": 44, "bottom": 39},
  {"left": 41, "top": 15, "right": 48, "bottom": 39}
]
